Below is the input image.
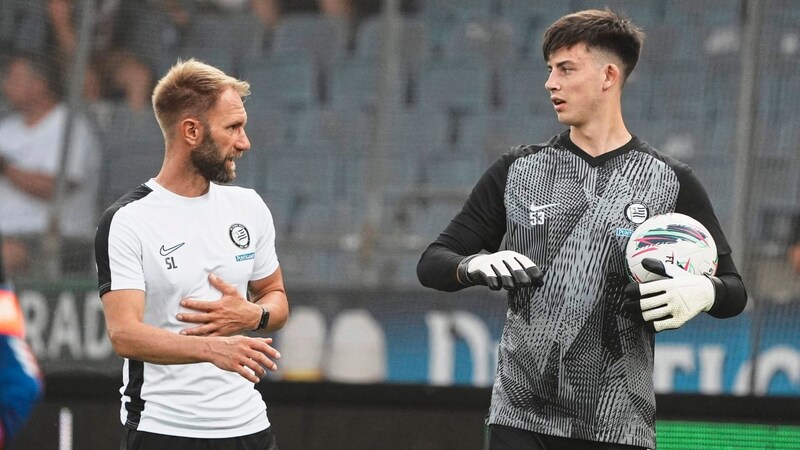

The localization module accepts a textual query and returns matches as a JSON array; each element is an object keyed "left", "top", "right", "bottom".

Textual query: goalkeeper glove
[
  {"left": 457, "top": 250, "right": 544, "bottom": 291},
  {"left": 623, "top": 258, "right": 720, "bottom": 332}
]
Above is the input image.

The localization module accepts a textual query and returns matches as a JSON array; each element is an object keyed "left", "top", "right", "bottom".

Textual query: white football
[{"left": 625, "top": 212, "right": 718, "bottom": 282}]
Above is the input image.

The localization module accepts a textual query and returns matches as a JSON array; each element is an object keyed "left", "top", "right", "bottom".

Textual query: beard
[{"left": 190, "top": 126, "right": 236, "bottom": 184}]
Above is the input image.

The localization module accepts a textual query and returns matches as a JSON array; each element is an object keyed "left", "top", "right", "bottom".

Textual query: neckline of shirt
[
  {"left": 146, "top": 178, "right": 216, "bottom": 206},
  {"left": 556, "top": 129, "right": 641, "bottom": 167}
]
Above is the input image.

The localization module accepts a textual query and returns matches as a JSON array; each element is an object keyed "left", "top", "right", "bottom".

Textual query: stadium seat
[
  {"left": 271, "top": 13, "right": 350, "bottom": 72},
  {"left": 418, "top": 0, "right": 494, "bottom": 23},
  {"left": 444, "top": 19, "right": 516, "bottom": 68},
  {"left": 571, "top": 0, "right": 665, "bottom": 26},
  {"left": 293, "top": 106, "right": 370, "bottom": 154},
  {"left": 418, "top": 56, "right": 493, "bottom": 114},
  {"left": 665, "top": 0, "right": 742, "bottom": 27},
  {"left": 496, "top": 0, "right": 571, "bottom": 58},
  {"left": 97, "top": 103, "right": 165, "bottom": 209},
  {"left": 354, "top": 16, "right": 430, "bottom": 78},
  {"left": 459, "top": 111, "right": 563, "bottom": 163},
  {"left": 497, "top": 60, "right": 552, "bottom": 114},
  {"left": 240, "top": 52, "right": 319, "bottom": 111},
  {"left": 182, "top": 12, "right": 266, "bottom": 68},
  {"left": 383, "top": 108, "right": 451, "bottom": 157},
  {"left": 328, "top": 57, "right": 405, "bottom": 111},
  {"left": 123, "top": 4, "right": 183, "bottom": 76}
]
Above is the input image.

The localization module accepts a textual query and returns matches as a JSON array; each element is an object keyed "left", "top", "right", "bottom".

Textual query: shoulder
[
  {"left": 98, "top": 184, "right": 155, "bottom": 227},
  {"left": 499, "top": 133, "right": 562, "bottom": 166},
  {"left": 630, "top": 138, "right": 693, "bottom": 176}
]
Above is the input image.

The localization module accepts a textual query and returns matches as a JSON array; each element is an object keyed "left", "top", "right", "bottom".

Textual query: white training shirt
[
  {"left": 95, "top": 179, "right": 279, "bottom": 438},
  {"left": 0, "top": 104, "right": 100, "bottom": 237}
]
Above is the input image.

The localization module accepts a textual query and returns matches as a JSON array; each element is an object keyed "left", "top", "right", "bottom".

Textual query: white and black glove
[
  {"left": 457, "top": 250, "right": 544, "bottom": 291},
  {"left": 623, "top": 258, "right": 721, "bottom": 332}
]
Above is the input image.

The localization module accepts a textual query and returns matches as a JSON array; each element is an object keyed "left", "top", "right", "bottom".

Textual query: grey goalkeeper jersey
[{"left": 419, "top": 131, "right": 731, "bottom": 449}]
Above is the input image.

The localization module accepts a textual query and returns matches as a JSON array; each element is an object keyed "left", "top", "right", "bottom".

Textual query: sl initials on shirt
[{"left": 165, "top": 256, "right": 178, "bottom": 270}]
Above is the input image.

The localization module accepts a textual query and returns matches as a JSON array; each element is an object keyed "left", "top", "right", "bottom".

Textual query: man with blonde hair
[{"left": 95, "top": 59, "right": 288, "bottom": 449}]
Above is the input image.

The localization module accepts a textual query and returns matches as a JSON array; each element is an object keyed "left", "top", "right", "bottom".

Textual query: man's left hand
[
  {"left": 177, "top": 273, "right": 261, "bottom": 336},
  {"left": 623, "top": 258, "right": 716, "bottom": 332}
]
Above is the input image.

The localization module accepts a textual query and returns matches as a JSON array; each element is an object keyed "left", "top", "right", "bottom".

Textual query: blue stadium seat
[
  {"left": 271, "top": 13, "right": 350, "bottom": 72},
  {"left": 293, "top": 106, "right": 370, "bottom": 154},
  {"left": 418, "top": 0, "right": 494, "bottom": 22},
  {"left": 123, "top": 4, "right": 182, "bottom": 76},
  {"left": 571, "top": 0, "right": 665, "bottom": 26},
  {"left": 497, "top": 0, "right": 571, "bottom": 58},
  {"left": 498, "top": 60, "right": 551, "bottom": 114},
  {"left": 240, "top": 52, "right": 319, "bottom": 111},
  {"left": 665, "top": 0, "right": 741, "bottom": 27},
  {"left": 183, "top": 12, "right": 266, "bottom": 67},
  {"left": 444, "top": 19, "right": 516, "bottom": 68},
  {"left": 383, "top": 108, "right": 451, "bottom": 158},
  {"left": 354, "top": 16, "right": 430, "bottom": 78},
  {"left": 418, "top": 56, "right": 494, "bottom": 114},
  {"left": 98, "top": 103, "right": 165, "bottom": 209},
  {"left": 459, "top": 111, "right": 563, "bottom": 164},
  {"left": 328, "top": 57, "right": 405, "bottom": 111}
]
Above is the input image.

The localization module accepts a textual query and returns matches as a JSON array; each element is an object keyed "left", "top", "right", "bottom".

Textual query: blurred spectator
[
  {"left": 0, "top": 53, "right": 100, "bottom": 276},
  {"left": 0, "top": 231, "right": 43, "bottom": 449},
  {"left": 156, "top": 0, "right": 282, "bottom": 28},
  {"left": 789, "top": 217, "right": 800, "bottom": 275},
  {"left": 82, "top": 50, "right": 155, "bottom": 129}
]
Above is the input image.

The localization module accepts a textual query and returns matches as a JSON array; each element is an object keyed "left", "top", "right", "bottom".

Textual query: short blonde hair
[{"left": 151, "top": 59, "right": 250, "bottom": 138}]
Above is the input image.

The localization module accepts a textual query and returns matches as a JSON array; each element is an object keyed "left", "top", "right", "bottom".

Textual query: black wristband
[
  {"left": 457, "top": 255, "right": 479, "bottom": 286},
  {"left": 253, "top": 306, "right": 270, "bottom": 331}
]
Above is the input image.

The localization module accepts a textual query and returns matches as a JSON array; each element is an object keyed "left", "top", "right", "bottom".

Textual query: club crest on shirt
[
  {"left": 229, "top": 223, "right": 250, "bottom": 249},
  {"left": 625, "top": 202, "right": 649, "bottom": 224}
]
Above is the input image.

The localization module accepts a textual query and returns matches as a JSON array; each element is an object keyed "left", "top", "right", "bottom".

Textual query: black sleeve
[
  {"left": 674, "top": 164, "right": 731, "bottom": 255},
  {"left": 707, "top": 253, "right": 748, "bottom": 318},
  {"left": 672, "top": 163, "right": 747, "bottom": 318},
  {"left": 417, "top": 151, "right": 516, "bottom": 292}
]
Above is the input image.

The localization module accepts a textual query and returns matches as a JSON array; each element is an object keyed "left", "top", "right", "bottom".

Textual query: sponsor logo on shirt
[{"left": 236, "top": 252, "right": 255, "bottom": 262}]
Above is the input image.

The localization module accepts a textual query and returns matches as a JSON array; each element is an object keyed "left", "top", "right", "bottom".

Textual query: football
[{"left": 625, "top": 212, "right": 718, "bottom": 282}]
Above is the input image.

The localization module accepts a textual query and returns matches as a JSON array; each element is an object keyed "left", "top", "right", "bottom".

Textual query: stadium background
[{"left": 2, "top": 0, "right": 800, "bottom": 448}]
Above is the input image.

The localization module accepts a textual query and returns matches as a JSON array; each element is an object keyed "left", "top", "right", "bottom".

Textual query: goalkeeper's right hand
[{"left": 457, "top": 250, "right": 544, "bottom": 291}]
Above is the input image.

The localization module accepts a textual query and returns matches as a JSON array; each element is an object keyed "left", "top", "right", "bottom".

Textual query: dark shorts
[
  {"left": 486, "top": 424, "right": 649, "bottom": 450},
  {"left": 121, "top": 426, "right": 278, "bottom": 450}
]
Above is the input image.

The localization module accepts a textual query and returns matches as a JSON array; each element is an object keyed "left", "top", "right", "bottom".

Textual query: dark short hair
[{"left": 542, "top": 9, "right": 645, "bottom": 80}]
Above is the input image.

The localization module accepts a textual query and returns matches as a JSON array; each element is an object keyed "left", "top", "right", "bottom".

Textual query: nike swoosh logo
[
  {"left": 159, "top": 242, "right": 185, "bottom": 256},
  {"left": 529, "top": 203, "right": 559, "bottom": 212}
]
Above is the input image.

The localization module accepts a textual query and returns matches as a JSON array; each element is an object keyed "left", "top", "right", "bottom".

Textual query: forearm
[
  {"left": 251, "top": 290, "right": 288, "bottom": 334},
  {"left": 417, "top": 243, "right": 468, "bottom": 292},
  {"left": 2, "top": 165, "right": 55, "bottom": 200},
  {"left": 707, "top": 272, "right": 747, "bottom": 318},
  {"left": 107, "top": 321, "right": 219, "bottom": 364},
  {"left": 705, "top": 253, "right": 747, "bottom": 318}
]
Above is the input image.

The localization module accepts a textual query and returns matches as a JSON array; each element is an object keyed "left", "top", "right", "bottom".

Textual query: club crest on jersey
[
  {"left": 229, "top": 224, "right": 250, "bottom": 249},
  {"left": 625, "top": 202, "right": 649, "bottom": 224}
]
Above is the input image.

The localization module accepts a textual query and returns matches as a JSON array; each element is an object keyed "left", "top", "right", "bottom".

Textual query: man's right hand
[
  {"left": 207, "top": 336, "right": 281, "bottom": 383},
  {"left": 457, "top": 250, "right": 544, "bottom": 290}
]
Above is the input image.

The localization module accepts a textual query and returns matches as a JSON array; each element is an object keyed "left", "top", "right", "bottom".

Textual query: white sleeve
[{"left": 106, "top": 212, "right": 147, "bottom": 293}]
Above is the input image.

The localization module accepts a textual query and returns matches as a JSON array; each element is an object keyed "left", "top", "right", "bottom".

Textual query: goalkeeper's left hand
[{"left": 623, "top": 258, "right": 719, "bottom": 332}]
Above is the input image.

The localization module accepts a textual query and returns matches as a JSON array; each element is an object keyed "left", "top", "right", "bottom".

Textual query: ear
[
  {"left": 602, "top": 63, "right": 622, "bottom": 91},
  {"left": 180, "top": 118, "right": 202, "bottom": 146}
]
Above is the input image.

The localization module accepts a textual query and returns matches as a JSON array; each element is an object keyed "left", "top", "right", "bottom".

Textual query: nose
[
  {"left": 545, "top": 72, "right": 559, "bottom": 92},
  {"left": 237, "top": 129, "right": 251, "bottom": 152}
]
